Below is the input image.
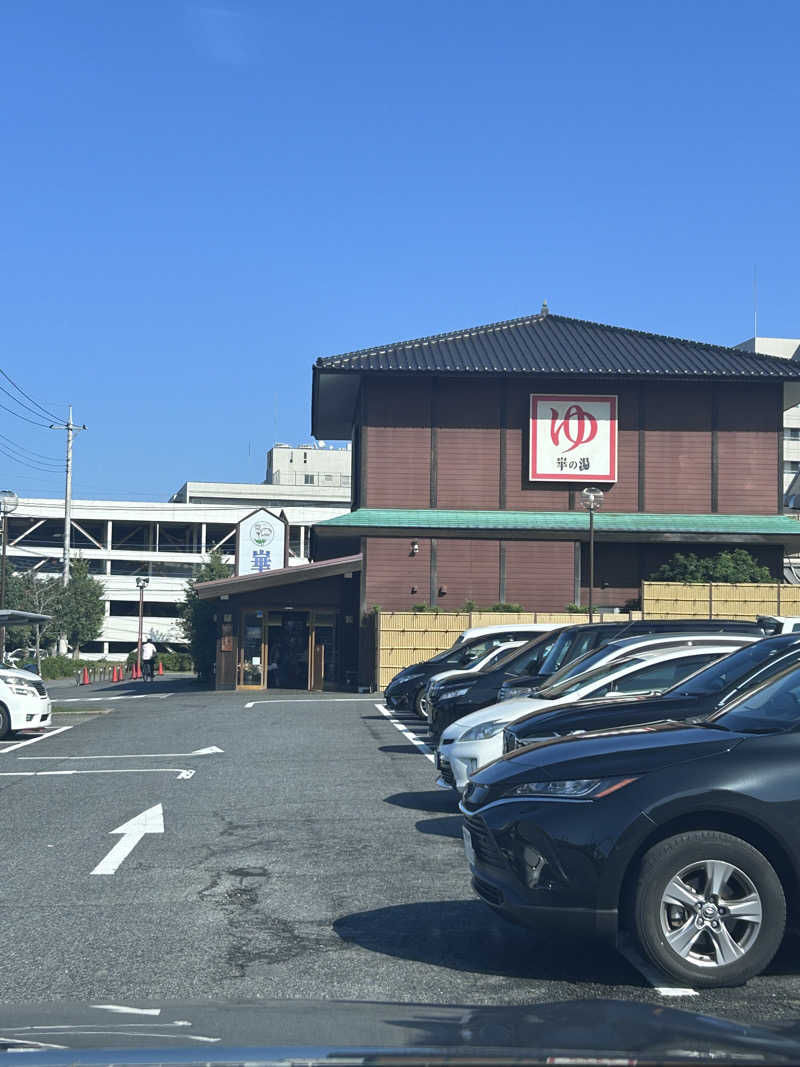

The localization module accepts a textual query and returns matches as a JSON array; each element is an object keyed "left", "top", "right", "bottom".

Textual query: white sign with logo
[
  {"left": 530, "top": 394, "right": 617, "bottom": 483},
  {"left": 235, "top": 509, "right": 287, "bottom": 577}
]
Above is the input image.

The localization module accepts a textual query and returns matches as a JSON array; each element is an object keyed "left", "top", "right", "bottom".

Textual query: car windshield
[
  {"left": 535, "top": 655, "right": 650, "bottom": 697},
  {"left": 710, "top": 664, "right": 800, "bottom": 733},
  {"left": 664, "top": 638, "right": 800, "bottom": 697},
  {"left": 502, "top": 634, "right": 561, "bottom": 677}
]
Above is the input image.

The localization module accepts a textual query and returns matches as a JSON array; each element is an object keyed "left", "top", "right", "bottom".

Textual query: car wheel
[
  {"left": 633, "top": 830, "right": 785, "bottom": 988},
  {"left": 414, "top": 687, "right": 427, "bottom": 719},
  {"left": 0, "top": 704, "right": 11, "bottom": 739}
]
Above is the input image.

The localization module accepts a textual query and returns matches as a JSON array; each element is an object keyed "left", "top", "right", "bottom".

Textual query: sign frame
[
  {"left": 529, "top": 393, "right": 618, "bottom": 483},
  {"left": 234, "top": 507, "right": 290, "bottom": 576}
]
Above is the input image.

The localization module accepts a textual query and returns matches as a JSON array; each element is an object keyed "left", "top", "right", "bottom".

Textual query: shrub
[
  {"left": 461, "top": 600, "right": 478, "bottom": 612},
  {"left": 649, "top": 549, "right": 772, "bottom": 584},
  {"left": 412, "top": 603, "right": 440, "bottom": 613},
  {"left": 565, "top": 603, "right": 589, "bottom": 613},
  {"left": 488, "top": 602, "right": 523, "bottom": 613}
]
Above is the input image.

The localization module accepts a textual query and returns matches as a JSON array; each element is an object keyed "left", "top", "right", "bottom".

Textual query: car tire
[
  {"left": 633, "top": 830, "right": 785, "bottom": 988},
  {"left": 414, "top": 687, "right": 427, "bottom": 719},
  {"left": 0, "top": 704, "right": 11, "bottom": 739}
]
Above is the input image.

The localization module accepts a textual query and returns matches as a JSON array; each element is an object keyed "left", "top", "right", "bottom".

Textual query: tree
[
  {"left": 649, "top": 548, "right": 773, "bottom": 584},
  {"left": 57, "top": 559, "right": 105, "bottom": 658},
  {"left": 4, "top": 571, "right": 65, "bottom": 670},
  {"left": 178, "top": 550, "right": 232, "bottom": 682}
]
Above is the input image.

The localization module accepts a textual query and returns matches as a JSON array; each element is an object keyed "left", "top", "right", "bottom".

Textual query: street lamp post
[
  {"left": 580, "top": 487, "right": 604, "bottom": 622},
  {"left": 135, "top": 576, "right": 149, "bottom": 678},
  {"left": 0, "top": 490, "right": 19, "bottom": 663}
]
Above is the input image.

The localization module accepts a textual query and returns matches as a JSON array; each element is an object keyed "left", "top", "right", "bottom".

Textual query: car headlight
[
  {"left": 440, "top": 686, "right": 472, "bottom": 701},
  {"left": 503, "top": 777, "right": 637, "bottom": 799},
  {"left": 458, "top": 719, "right": 506, "bottom": 742},
  {"left": 0, "top": 677, "right": 38, "bottom": 696},
  {"left": 499, "top": 685, "right": 536, "bottom": 701}
]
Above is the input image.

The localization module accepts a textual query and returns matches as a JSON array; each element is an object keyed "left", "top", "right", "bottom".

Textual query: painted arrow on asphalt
[
  {"left": 91, "top": 803, "right": 164, "bottom": 875},
  {"left": 19, "top": 746, "right": 223, "bottom": 761}
]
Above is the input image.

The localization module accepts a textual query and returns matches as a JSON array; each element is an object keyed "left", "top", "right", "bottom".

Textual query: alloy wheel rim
[{"left": 659, "top": 858, "right": 763, "bottom": 968}]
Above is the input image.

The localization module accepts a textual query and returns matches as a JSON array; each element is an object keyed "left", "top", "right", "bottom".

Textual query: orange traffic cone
[
  {"left": 80, "top": 666, "right": 90, "bottom": 686},
  {"left": 157, "top": 661, "right": 163, "bottom": 676},
  {"left": 134, "top": 662, "right": 141, "bottom": 680},
  {"left": 113, "top": 665, "right": 119, "bottom": 682}
]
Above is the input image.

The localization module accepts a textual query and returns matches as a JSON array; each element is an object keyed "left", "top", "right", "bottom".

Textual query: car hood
[
  {"left": 509, "top": 691, "right": 689, "bottom": 736},
  {"left": 469, "top": 719, "right": 744, "bottom": 791},
  {"left": 510, "top": 693, "right": 703, "bottom": 739},
  {"left": 440, "top": 697, "right": 535, "bottom": 740},
  {"left": 0, "top": 667, "right": 44, "bottom": 684},
  {"left": 2, "top": 998, "right": 800, "bottom": 1063}
]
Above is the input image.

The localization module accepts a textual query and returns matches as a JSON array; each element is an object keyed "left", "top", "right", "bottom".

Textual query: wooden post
[{"left": 709, "top": 583, "right": 713, "bottom": 620}]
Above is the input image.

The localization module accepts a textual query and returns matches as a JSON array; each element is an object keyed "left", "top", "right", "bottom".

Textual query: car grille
[
  {"left": 463, "top": 815, "right": 505, "bottom": 869},
  {"left": 502, "top": 729, "right": 523, "bottom": 754},
  {"left": 33, "top": 681, "right": 47, "bottom": 697},
  {"left": 473, "top": 876, "right": 504, "bottom": 907},
  {"left": 439, "top": 760, "right": 456, "bottom": 788}
]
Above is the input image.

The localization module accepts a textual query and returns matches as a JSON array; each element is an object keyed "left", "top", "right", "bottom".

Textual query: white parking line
[
  {"left": 56, "top": 694, "right": 175, "bottom": 703},
  {"left": 619, "top": 939, "right": 698, "bottom": 997},
  {"left": 244, "top": 697, "right": 376, "bottom": 708},
  {"left": 375, "top": 703, "right": 435, "bottom": 763},
  {"left": 0, "top": 726, "right": 74, "bottom": 753}
]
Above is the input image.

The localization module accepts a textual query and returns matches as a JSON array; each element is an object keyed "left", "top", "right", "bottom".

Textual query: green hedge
[{"left": 34, "top": 652, "right": 193, "bottom": 679}]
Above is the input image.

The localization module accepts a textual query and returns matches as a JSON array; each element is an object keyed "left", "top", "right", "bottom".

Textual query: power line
[
  {"left": 0, "top": 443, "right": 64, "bottom": 473},
  {"left": 0, "top": 432, "right": 62, "bottom": 464},
  {"left": 0, "top": 399, "right": 51, "bottom": 428},
  {"left": 0, "top": 368, "right": 61, "bottom": 423}
]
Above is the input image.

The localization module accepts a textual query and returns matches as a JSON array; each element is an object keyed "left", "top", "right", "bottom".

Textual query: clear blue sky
[{"left": 1, "top": 1, "right": 798, "bottom": 501}]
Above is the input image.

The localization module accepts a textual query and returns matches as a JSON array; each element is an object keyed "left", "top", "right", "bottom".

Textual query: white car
[
  {"left": 757, "top": 615, "right": 800, "bottom": 635},
  {"left": 495, "top": 631, "right": 757, "bottom": 702},
  {"left": 451, "top": 622, "right": 562, "bottom": 647},
  {"left": 436, "top": 643, "right": 742, "bottom": 792},
  {"left": 417, "top": 641, "right": 526, "bottom": 718},
  {"left": 0, "top": 668, "right": 52, "bottom": 736}
]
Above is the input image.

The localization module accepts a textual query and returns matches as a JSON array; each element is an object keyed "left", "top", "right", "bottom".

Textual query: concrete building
[
  {"left": 736, "top": 337, "right": 800, "bottom": 491},
  {"left": 9, "top": 444, "right": 352, "bottom": 659},
  {"left": 169, "top": 443, "right": 351, "bottom": 561}
]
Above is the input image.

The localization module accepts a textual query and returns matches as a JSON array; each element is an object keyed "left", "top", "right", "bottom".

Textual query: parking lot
[{"left": 2, "top": 680, "right": 799, "bottom": 1023}]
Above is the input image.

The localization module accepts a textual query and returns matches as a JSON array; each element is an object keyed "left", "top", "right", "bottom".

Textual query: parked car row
[{"left": 382, "top": 616, "right": 800, "bottom": 989}]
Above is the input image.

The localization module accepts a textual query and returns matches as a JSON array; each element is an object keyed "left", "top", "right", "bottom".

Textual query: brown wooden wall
[
  {"left": 363, "top": 536, "right": 576, "bottom": 613},
  {"left": 360, "top": 376, "right": 781, "bottom": 515}
]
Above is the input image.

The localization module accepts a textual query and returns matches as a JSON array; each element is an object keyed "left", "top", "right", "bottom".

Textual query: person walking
[{"left": 141, "top": 638, "right": 157, "bottom": 681}]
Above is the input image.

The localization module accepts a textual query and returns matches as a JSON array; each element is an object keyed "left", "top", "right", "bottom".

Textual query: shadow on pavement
[
  {"left": 415, "top": 815, "right": 462, "bottom": 838},
  {"left": 379, "top": 744, "right": 428, "bottom": 755},
  {"left": 384, "top": 790, "right": 459, "bottom": 813},
  {"left": 58, "top": 676, "right": 212, "bottom": 697},
  {"left": 334, "top": 899, "right": 644, "bottom": 985}
]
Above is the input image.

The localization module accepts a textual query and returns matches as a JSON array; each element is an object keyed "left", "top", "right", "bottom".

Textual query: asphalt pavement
[{"left": 1, "top": 678, "right": 799, "bottom": 1024}]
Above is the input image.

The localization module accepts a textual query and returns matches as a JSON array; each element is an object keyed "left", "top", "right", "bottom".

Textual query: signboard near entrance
[
  {"left": 234, "top": 508, "right": 289, "bottom": 576},
  {"left": 529, "top": 394, "right": 617, "bottom": 483}
]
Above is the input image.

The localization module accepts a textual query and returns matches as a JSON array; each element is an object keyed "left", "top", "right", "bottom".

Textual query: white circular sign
[{"left": 249, "top": 520, "right": 276, "bottom": 548}]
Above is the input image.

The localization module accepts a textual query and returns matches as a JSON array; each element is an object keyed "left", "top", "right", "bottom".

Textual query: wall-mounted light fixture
[
  {"left": 410, "top": 540, "right": 419, "bottom": 556},
  {"left": 438, "top": 585, "right": 447, "bottom": 596},
  {"left": 410, "top": 585, "right": 418, "bottom": 595}
]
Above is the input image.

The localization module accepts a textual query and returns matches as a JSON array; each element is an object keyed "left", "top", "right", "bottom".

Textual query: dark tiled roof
[{"left": 315, "top": 312, "right": 800, "bottom": 379}]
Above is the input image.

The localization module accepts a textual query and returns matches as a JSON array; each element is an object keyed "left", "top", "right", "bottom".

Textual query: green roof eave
[{"left": 314, "top": 508, "right": 800, "bottom": 546}]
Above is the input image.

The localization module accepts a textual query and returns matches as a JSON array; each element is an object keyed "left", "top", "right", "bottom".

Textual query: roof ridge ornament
[{"left": 540, "top": 300, "right": 549, "bottom": 316}]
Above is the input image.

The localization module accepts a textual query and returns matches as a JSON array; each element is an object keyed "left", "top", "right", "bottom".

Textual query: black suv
[
  {"left": 503, "top": 633, "right": 800, "bottom": 753},
  {"left": 426, "top": 618, "right": 765, "bottom": 739}
]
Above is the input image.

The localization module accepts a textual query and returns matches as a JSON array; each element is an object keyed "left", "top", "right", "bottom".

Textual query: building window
[
  {"left": 785, "top": 428, "right": 800, "bottom": 440},
  {"left": 784, "top": 461, "right": 800, "bottom": 474},
  {"left": 304, "top": 474, "right": 315, "bottom": 485}
]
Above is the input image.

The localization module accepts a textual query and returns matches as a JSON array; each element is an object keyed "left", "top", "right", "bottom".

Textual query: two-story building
[{"left": 199, "top": 308, "right": 800, "bottom": 690}]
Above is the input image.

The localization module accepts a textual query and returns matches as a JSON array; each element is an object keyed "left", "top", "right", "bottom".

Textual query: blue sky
[{"left": 1, "top": 1, "right": 798, "bottom": 500}]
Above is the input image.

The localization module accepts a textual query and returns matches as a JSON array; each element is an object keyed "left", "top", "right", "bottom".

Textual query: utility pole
[{"left": 50, "top": 406, "right": 87, "bottom": 587}]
